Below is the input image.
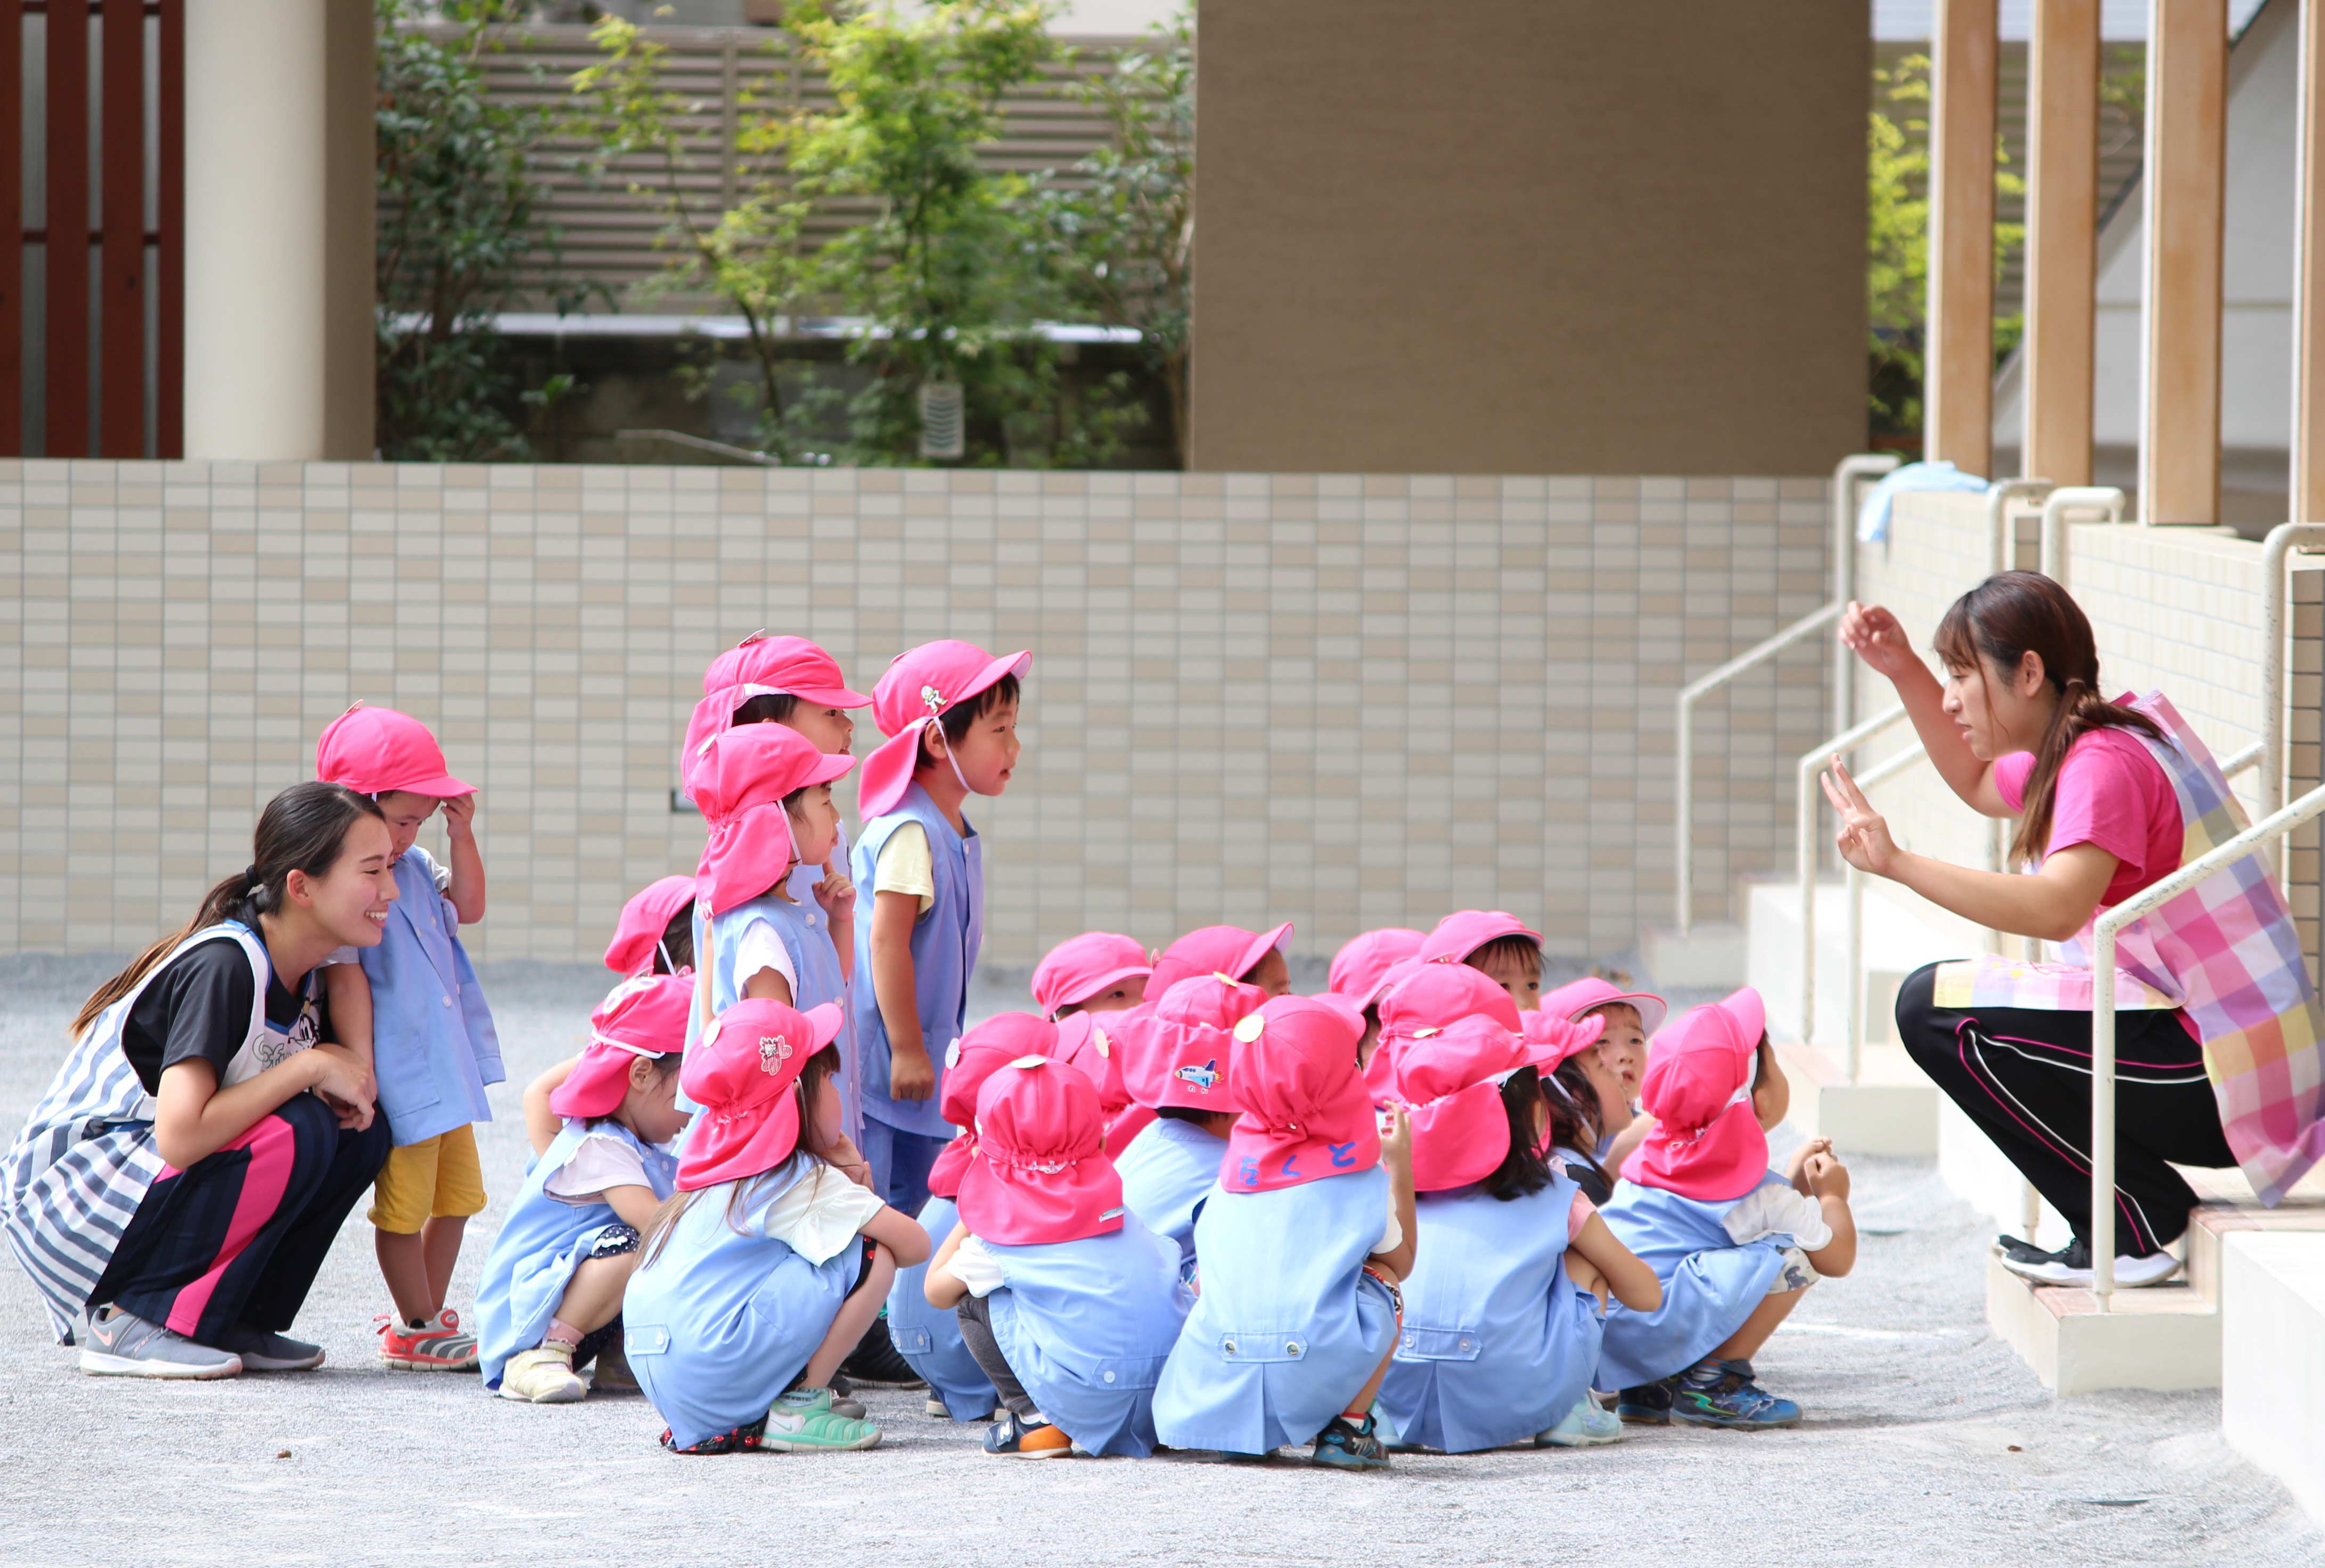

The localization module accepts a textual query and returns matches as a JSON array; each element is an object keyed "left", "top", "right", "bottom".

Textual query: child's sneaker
[
  {"left": 1309, "top": 1413, "right": 1391, "bottom": 1471},
  {"left": 838, "top": 1318, "right": 925, "bottom": 1389},
  {"left": 499, "top": 1344, "right": 587, "bottom": 1404},
  {"left": 376, "top": 1307, "right": 480, "bottom": 1370},
  {"left": 983, "top": 1410, "right": 1075, "bottom": 1459},
  {"left": 1536, "top": 1396, "right": 1625, "bottom": 1447},
  {"left": 1616, "top": 1379, "right": 1675, "bottom": 1424},
  {"left": 1669, "top": 1357, "right": 1800, "bottom": 1430},
  {"left": 588, "top": 1341, "right": 641, "bottom": 1395},
  {"left": 762, "top": 1386, "right": 883, "bottom": 1451},
  {"left": 662, "top": 1415, "right": 768, "bottom": 1455}
]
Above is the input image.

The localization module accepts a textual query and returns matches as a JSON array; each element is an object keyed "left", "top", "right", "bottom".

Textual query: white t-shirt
[
  {"left": 949, "top": 1234, "right": 1009, "bottom": 1298},
  {"left": 731, "top": 915, "right": 800, "bottom": 1001},
  {"left": 756, "top": 1163, "right": 886, "bottom": 1266},
  {"left": 1722, "top": 1183, "right": 1834, "bottom": 1252},
  {"left": 544, "top": 1129, "right": 654, "bottom": 1207}
]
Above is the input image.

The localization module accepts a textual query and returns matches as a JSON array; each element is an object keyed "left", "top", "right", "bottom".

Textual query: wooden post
[
  {"left": 2297, "top": 0, "right": 2325, "bottom": 522},
  {"left": 45, "top": 0, "right": 89, "bottom": 458},
  {"left": 2023, "top": 0, "right": 2100, "bottom": 487},
  {"left": 100, "top": 0, "right": 145, "bottom": 458},
  {"left": 0, "top": 0, "right": 21, "bottom": 456},
  {"left": 2141, "top": 0, "right": 2228, "bottom": 524},
  {"left": 1926, "top": 0, "right": 2000, "bottom": 474}
]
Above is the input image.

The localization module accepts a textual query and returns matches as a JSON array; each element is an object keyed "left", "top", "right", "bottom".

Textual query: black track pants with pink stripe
[{"left": 1894, "top": 962, "right": 2234, "bottom": 1257}]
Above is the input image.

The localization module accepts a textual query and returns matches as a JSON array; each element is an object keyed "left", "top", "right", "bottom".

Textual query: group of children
[{"left": 283, "top": 630, "right": 1861, "bottom": 1466}]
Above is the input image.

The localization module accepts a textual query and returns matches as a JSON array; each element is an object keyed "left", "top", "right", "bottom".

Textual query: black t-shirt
[{"left": 118, "top": 938, "right": 317, "bottom": 1095}]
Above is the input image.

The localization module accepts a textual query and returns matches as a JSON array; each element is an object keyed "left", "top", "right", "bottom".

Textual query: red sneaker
[{"left": 376, "top": 1308, "right": 480, "bottom": 1370}]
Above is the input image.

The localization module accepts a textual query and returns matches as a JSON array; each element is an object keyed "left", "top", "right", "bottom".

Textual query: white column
[{"left": 184, "top": 0, "right": 328, "bottom": 461}]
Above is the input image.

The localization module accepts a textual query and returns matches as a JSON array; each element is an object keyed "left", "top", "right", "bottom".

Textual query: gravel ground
[{"left": 0, "top": 953, "right": 2316, "bottom": 1568}]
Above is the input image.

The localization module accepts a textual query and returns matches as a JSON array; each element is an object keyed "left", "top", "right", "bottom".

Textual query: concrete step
[
  {"left": 1774, "top": 1039, "right": 1939, "bottom": 1155},
  {"left": 2182, "top": 1163, "right": 2325, "bottom": 1306},
  {"left": 1984, "top": 1245, "right": 2220, "bottom": 1393},
  {"left": 2222, "top": 1231, "right": 2325, "bottom": 1522},
  {"left": 1639, "top": 921, "right": 1746, "bottom": 990}
]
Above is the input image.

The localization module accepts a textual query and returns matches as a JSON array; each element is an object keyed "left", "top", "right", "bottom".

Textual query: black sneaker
[
  {"left": 1616, "top": 1380, "right": 1674, "bottom": 1424},
  {"left": 1996, "top": 1235, "right": 2182, "bottom": 1288},
  {"left": 839, "top": 1317, "right": 927, "bottom": 1389},
  {"left": 1310, "top": 1413, "right": 1390, "bottom": 1471}
]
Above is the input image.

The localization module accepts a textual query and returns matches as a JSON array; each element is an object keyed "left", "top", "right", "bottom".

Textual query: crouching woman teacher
[
  {"left": 1825, "top": 570, "right": 2325, "bottom": 1289},
  {"left": 3, "top": 782, "right": 395, "bottom": 1377}
]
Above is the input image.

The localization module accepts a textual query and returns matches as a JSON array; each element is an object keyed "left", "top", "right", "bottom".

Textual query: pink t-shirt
[{"left": 1993, "top": 726, "right": 2181, "bottom": 908}]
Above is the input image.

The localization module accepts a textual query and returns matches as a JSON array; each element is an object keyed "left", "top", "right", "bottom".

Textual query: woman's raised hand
[
  {"left": 1838, "top": 601, "right": 1919, "bottom": 682},
  {"left": 1820, "top": 757, "right": 1902, "bottom": 878}
]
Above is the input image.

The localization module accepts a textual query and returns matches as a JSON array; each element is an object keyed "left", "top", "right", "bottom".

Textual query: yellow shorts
[{"left": 367, "top": 1124, "right": 487, "bottom": 1234}]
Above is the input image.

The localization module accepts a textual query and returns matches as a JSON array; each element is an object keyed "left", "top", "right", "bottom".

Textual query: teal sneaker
[
  {"left": 1309, "top": 1413, "right": 1391, "bottom": 1471},
  {"left": 1669, "top": 1358, "right": 1800, "bottom": 1430},
  {"left": 1616, "top": 1379, "right": 1674, "bottom": 1424},
  {"left": 1536, "top": 1396, "right": 1625, "bottom": 1447},
  {"left": 761, "top": 1386, "right": 884, "bottom": 1451}
]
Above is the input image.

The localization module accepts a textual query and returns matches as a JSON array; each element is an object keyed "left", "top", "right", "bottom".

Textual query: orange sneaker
[
  {"left": 376, "top": 1308, "right": 479, "bottom": 1370},
  {"left": 981, "top": 1411, "right": 1075, "bottom": 1459}
]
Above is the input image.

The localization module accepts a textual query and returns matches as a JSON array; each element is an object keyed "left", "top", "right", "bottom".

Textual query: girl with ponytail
[
  {"left": 1830, "top": 572, "right": 2262, "bottom": 1292},
  {"left": 3, "top": 782, "right": 398, "bottom": 1378}
]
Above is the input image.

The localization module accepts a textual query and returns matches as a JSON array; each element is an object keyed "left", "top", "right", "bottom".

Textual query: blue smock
[
  {"left": 1596, "top": 1171, "right": 1798, "bottom": 1390},
  {"left": 1114, "top": 1117, "right": 1225, "bottom": 1266},
  {"left": 887, "top": 1192, "right": 998, "bottom": 1419},
  {"left": 850, "top": 785, "right": 983, "bottom": 1140}
]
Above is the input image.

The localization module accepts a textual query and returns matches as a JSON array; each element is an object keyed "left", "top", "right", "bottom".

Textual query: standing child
[
  {"left": 1597, "top": 989, "right": 1857, "bottom": 1430},
  {"left": 925, "top": 1057, "right": 1191, "bottom": 1458},
  {"left": 1152, "top": 995, "right": 1417, "bottom": 1470},
  {"left": 476, "top": 973, "right": 693, "bottom": 1403},
  {"left": 1030, "top": 932, "right": 1152, "bottom": 1020},
  {"left": 624, "top": 997, "right": 929, "bottom": 1454},
  {"left": 313, "top": 704, "right": 502, "bottom": 1372},
  {"left": 848, "top": 640, "right": 1030, "bottom": 1216},
  {"left": 1112, "top": 973, "right": 1267, "bottom": 1265},
  {"left": 1421, "top": 909, "right": 1545, "bottom": 1012},
  {"left": 523, "top": 874, "right": 697, "bottom": 1156},
  {"left": 1147, "top": 923, "right": 1294, "bottom": 998}
]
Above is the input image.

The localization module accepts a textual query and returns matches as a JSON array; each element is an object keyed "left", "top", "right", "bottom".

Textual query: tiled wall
[
  {"left": 1851, "top": 490, "right": 2324, "bottom": 967},
  {"left": 0, "top": 461, "right": 1836, "bottom": 965}
]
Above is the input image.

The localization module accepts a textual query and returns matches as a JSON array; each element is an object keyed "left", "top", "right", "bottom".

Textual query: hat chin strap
[
  {"left": 923, "top": 715, "right": 975, "bottom": 793},
  {"left": 657, "top": 938, "right": 677, "bottom": 975}
]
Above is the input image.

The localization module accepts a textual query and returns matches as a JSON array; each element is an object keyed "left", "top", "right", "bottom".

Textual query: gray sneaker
[
  {"left": 214, "top": 1326, "right": 326, "bottom": 1372},
  {"left": 79, "top": 1307, "right": 243, "bottom": 1380}
]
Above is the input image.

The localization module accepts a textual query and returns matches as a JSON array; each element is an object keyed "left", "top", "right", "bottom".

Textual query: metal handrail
[
  {"left": 1840, "top": 738, "right": 1930, "bottom": 1081},
  {"left": 1988, "top": 478, "right": 2056, "bottom": 576},
  {"left": 2089, "top": 778, "right": 2325, "bottom": 1309},
  {"left": 1673, "top": 451, "right": 1899, "bottom": 932},
  {"left": 2038, "top": 487, "right": 2127, "bottom": 588},
  {"left": 2260, "top": 526, "right": 2325, "bottom": 827},
  {"left": 1796, "top": 704, "right": 1911, "bottom": 1046}
]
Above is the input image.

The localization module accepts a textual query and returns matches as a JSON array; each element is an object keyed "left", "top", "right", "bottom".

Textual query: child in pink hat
[
  {"left": 474, "top": 973, "right": 694, "bottom": 1403},
  {"left": 848, "top": 639, "right": 1029, "bottom": 1222},
  {"left": 1030, "top": 931, "right": 1152, "bottom": 1020},
  {"left": 312, "top": 702, "right": 500, "bottom": 1373},
  {"left": 1152, "top": 995, "right": 1417, "bottom": 1470},
  {"left": 1420, "top": 909, "right": 1546, "bottom": 1012},
  {"left": 1110, "top": 973, "right": 1266, "bottom": 1265},
  {"left": 623, "top": 997, "right": 931, "bottom": 1455},
  {"left": 1597, "top": 988, "right": 1857, "bottom": 1431},
  {"left": 523, "top": 874, "right": 702, "bottom": 1157},
  {"left": 1377, "top": 1014, "right": 1658, "bottom": 1454},
  {"left": 1516, "top": 1007, "right": 1625, "bottom": 1206},
  {"left": 923, "top": 1057, "right": 1191, "bottom": 1458},
  {"left": 1543, "top": 975, "right": 1666, "bottom": 1173},
  {"left": 887, "top": 1011, "right": 1057, "bottom": 1423},
  {"left": 1147, "top": 922, "right": 1293, "bottom": 998},
  {"left": 1328, "top": 927, "right": 1426, "bottom": 1068}
]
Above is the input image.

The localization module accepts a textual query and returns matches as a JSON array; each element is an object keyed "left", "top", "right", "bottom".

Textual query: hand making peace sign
[{"left": 1819, "top": 756, "right": 1902, "bottom": 879}]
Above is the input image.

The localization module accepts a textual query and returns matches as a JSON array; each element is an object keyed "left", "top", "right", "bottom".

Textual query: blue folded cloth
[{"left": 1855, "top": 459, "right": 1989, "bottom": 544}]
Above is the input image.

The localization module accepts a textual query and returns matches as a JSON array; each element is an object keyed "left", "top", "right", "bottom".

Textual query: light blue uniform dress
[
  {"left": 1377, "top": 1171, "right": 1603, "bottom": 1452},
  {"left": 978, "top": 1214, "right": 1193, "bottom": 1457},
  {"left": 1114, "top": 1117, "right": 1226, "bottom": 1266},
  {"left": 473, "top": 1120, "right": 678, "bottom": 1390},
  {"left": 1152, "top": 1165, "right": 1398, "bottom": 1454},
  {"left": 350, "top": 846, "right": 502, "bottom": 1146},
  {"left": 850, "top": 784, "right": 983, "bottom": 1143},
  {"left": 1596, "top": 1170, "right": 1798, "bottom": 1390},
  {"left": 888, "top": 1191, "right": 998, "bottom": 1418},
  {"left": 621, "top": 1160, "right": 859, "bottom": 1451}
]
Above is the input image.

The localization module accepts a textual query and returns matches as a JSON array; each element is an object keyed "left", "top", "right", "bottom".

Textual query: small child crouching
[
  {"left": 1111, "top": 973, "right": 1268, "bottom": 1265},
  {"left": 476, "top": 973, "right": 693, "bottom": 1402},
  {"left": 1597, "top": 988, "right": 1857, "bottom": 1430},
  {"left": 624, "top": 998, "right": 930, "bottom": 1454},
  {"left": 1152, "top": 995, "right": 1417, "bottom": 1470},
  {"left": 924, "top": 1056, "right": 1191, "bottom": 1458}
]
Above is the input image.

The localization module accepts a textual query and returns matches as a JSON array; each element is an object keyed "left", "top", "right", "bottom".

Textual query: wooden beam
[
  {"left": 0, "top": 0, "right": 22, "bottom": 456},
  {"left": 2297, "top": 0, "right": 2325, "bottom": 521},
  {"left": 44, "top": 0, "right": 88, "bottom": 457},
  {"left": 99, "top": 0, "right": 142, "bottom": 457},
  {"left": 2023, "top": 0, "right": 2099, "bottom": 487},
  {"left": 157, "top": 0, "right": 182, "bottom": 459},
  {"left": 1925, "top": 0, "right": 1999, "bottom": 474},
  {"left": 2141, "top": 0, "right": 2227, "bottom": 524}
]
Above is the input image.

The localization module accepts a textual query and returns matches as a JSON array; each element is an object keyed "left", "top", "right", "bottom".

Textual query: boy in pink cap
[
  {"left": 623, "top": 997, "right": 931, "bottom": 1454},
  {"left": 1152, "top": 994, "right": 1418, "bottom": 1470},
  {"left": 1147, "top": 922, "right": 1293, "bottom": 999},
  {"left": 1029, "top": 931, "right": 1152, "bottom": 1020},
  {"left": 1421, "top": 909, "right": 1546, "bottom": 1012},
  {"left": 1111, "top": 973, "right": 1267, "bottom": 1265},
  {"left": 1597, "top": 988, "right": 1858, "bottom": 1430},
  {"left": 1377, "top": 1015, "right": 1658, "bottom": 1454},
  {"left": 847, "top": 639, "right": 1029, "bottom": 1218},
  {"left": 312, "top": 703, "right": 500, "bottom": 1372},
  {"left": 923, "top": 1056, "right": 1191, "bottom": 1458},
  {"left": 474, "top": 973, "right": 693, "bottom": 1403}
]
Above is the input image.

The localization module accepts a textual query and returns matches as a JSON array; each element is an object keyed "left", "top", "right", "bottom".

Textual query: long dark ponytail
[
  {"left": 70, "top": 782, "right": 385, "bottom": 1038},
  {"left": 1933, "top": 571, "right": 2164, "bottom": 869}
]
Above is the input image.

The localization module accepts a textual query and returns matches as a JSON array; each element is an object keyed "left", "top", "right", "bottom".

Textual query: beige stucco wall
[
  {"left": 0, "top": 461, "right": 1831, "bottom": 964},
  {"left": 1187, "top": 0, "right": 1869, "bottom": 476}
]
